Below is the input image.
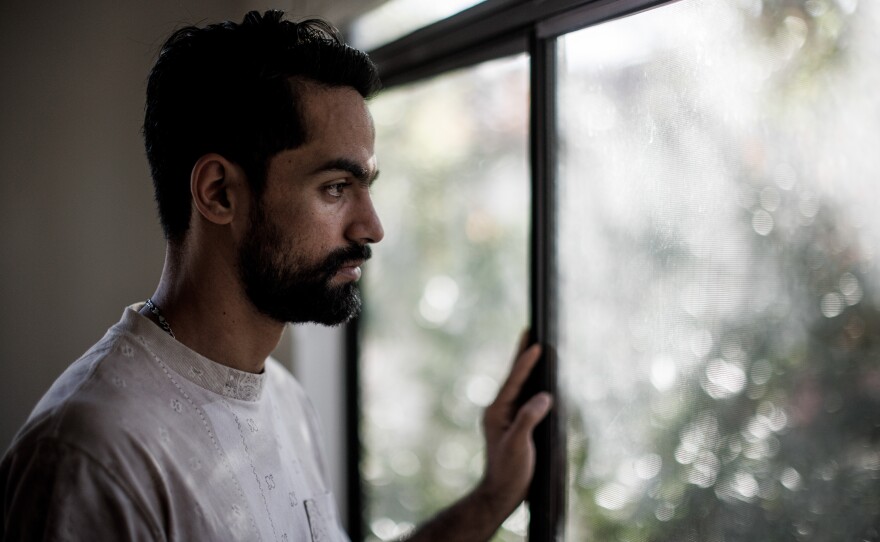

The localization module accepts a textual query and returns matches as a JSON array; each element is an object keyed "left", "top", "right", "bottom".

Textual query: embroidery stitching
[{"left": 139, "top": 336, "right": 262, "bottom": 540}]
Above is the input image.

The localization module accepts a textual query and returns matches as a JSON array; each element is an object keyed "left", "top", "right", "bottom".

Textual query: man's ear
[{"left": 190, "top": 153, "right": 247, "bottom": 226}]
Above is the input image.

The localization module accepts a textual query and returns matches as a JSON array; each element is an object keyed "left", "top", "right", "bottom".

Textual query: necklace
[{"left": 144, "top": 298, "right": 176, "bottom": 339}]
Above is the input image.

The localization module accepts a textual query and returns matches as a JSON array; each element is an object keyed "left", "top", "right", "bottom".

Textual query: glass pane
[
  {"left": 350, "top": 0, "right": 485, "bottom": 51},
  {"left": 361, "top": 54, "right": 529, "bottom": 542},
  {"left": 558, "top": 1, "right": 880, "bottom": 540}
]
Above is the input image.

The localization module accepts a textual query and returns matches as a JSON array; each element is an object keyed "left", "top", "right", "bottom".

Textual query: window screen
[{"left": 558, "top": 0, "right": 880, "bottom": 540}]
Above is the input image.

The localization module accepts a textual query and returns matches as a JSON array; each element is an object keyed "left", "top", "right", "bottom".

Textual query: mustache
[{"left": 320, "top": 243, "right": 372, "bottom": 275}]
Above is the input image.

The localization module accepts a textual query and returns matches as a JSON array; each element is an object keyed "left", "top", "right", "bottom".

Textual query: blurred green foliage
[
  {"left": 560, "top": 0, "right": 879, "bottom": 540},
  {"left": 361, "top": 56, "right": 530, "bottom": 541},
  {"left": 357, "top": 0, "right": 879, "bottom": 541}
]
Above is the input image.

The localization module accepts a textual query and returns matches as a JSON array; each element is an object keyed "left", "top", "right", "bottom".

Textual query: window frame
[{"left": 346, "top": 1, "right": 680, "bottom": 540}]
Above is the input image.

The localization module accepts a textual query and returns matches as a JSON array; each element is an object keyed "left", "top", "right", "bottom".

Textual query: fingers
[
  {"left": 494, "top": 343, "right": 542, "bottom": 406},
  {"left": 510, "top": 392, "right": 553, "bottom": 438}
]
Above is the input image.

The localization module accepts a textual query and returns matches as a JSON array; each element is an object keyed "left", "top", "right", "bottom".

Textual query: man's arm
[{"left": 405, "top": 336, "right": 553, "bottom": 542}]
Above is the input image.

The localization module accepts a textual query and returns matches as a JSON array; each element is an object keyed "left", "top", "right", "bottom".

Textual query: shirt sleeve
[{"left": 1, "top": 437, "right": 162, "bottom": 542}]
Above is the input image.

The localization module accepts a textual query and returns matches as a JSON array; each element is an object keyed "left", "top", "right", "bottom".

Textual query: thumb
[{"left": 510, "top": 392, "right": 553, "bottom": 438}]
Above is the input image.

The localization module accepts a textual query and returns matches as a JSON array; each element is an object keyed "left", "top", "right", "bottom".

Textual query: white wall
[{"left": 289, "top": 324, "right": 349, "bottom": 523}]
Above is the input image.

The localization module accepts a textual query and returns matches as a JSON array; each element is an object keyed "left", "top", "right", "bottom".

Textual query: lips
[
  {"left": 334, "top": 260, "right": 364, "bottom": 281},
  {"left": 323, "top": 244, "right": 371, "bottom": 281}
]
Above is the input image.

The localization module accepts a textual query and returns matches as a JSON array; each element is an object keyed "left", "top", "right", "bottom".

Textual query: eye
[{"left": 325, "top": 182, "right": 349, "bottom": 198}]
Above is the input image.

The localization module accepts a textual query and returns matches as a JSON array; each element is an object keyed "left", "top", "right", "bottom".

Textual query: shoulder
[
  {"left": 0, "top": 433, "right": 163, "bottom": 541},
  {"left": 22, "top": 328, "right": 168, "bottom": 446},
  {"left": 0, "top": 327, "right": 181, "bottom": 540},
  {"left": 6, "top": 323, "right": 180, "bottom": 495}
]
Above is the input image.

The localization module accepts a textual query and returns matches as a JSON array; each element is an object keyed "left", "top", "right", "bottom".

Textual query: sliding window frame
[{"left": 525, "top": 29, "right": 563, "bottom": 542}]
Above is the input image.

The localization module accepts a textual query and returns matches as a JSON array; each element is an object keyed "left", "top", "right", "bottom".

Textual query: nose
[{"left": 346, "top": 193, "right": 384, "bottom": 245}]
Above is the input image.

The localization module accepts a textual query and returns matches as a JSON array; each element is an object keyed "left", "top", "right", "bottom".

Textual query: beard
[{"left": 237, "top": 200, "right": 371, "bottom": 326}]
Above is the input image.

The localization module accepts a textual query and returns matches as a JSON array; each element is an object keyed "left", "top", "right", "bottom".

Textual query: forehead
[
  {"left": 265, "top": 81, "right": 376, "bottom": 187},
  {"left": 296, "top": 80, "right": 375, "bottom": 149}
]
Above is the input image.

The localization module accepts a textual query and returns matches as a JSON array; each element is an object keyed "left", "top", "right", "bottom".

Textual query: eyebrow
[{"left": 314, "top": 158, "right": 379, "bottom": 186}]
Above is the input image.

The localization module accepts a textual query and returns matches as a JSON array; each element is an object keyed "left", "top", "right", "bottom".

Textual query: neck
[{"left": 145, "top": 246, "right": 285, "bottom": 374}]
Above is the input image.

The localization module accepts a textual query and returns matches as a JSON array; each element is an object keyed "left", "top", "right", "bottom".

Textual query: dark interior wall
[{"left": 0, "top": 0, "right": 244, "bottom": 450}]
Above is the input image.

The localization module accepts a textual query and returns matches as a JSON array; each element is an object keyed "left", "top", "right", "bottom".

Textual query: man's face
[{"left": 237, "top": 82, "right": 383, "bottom": 325}]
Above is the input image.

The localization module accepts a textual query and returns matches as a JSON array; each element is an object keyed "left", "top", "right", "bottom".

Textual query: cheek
[
  {"left": 267, "top": 190, "right": 349, "bottom": 252},
  {"left": 282, "top": 212, "right": 340, "bottom": 256},
  {"left": 305, "top": 202, "right": 349, "bottom": 237}
]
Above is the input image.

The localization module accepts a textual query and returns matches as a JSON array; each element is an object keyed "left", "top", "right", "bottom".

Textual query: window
[
  {"left": 360, "top": 55, "right": 530, "bottom": 542},
  {"left": 558, "top": 1, "right": 879, "bottom": 539},
  {"left": 352, "top": 0, "right": 880, "bottom": 539},
  {"left": 349, "top": 0, "right": 486, "bottom": 51}
]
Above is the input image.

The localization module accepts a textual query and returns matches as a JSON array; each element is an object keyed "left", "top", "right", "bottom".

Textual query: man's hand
[
  {"left": 475, "top": 333, "right": 553, "bottom": 521},
  {"left": 405, "top": 333, "right": 553, "bottom": 542}
]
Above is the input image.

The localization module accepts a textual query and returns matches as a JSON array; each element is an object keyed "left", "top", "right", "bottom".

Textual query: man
[{"left": 0, "top": 10, "right": 552, "bottom": 541}]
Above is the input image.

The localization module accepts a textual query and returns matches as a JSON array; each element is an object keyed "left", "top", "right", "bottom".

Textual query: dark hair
[{"left": 143, "top": 10, "right": 381, "bottom": 243}]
